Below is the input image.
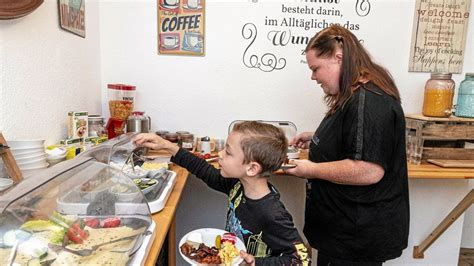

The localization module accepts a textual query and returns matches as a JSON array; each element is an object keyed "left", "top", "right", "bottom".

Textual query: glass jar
[
  {"left": 88, "top": 115, "right": 107, "bottom": 138},
  {"left": 164, "top": 132, "right": 179, "bottom": 143},
  {"left": 455, "top": 73, "right": 474, "bottom": 118},
  {"left": 155, "top": 130, "right": 169, "bottom": 138},
  {"left": 179, "top": 133, "right": 194, "bottom": 151},
  {"left": 422, "top": 73, "right": 455, "bottom": 117}
]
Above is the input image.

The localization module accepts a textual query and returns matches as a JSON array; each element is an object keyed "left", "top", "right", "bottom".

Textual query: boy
[{"left": 134, "top": 121, "right": 309, "bottom": 265}]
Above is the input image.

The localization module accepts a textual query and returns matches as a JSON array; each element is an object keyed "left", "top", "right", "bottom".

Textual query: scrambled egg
[
  {"left": 218, "top": 242, "right": 239, "bottom": 265},
  {"left": 142, "top": 162, "right": 169, "bottom": 170}
]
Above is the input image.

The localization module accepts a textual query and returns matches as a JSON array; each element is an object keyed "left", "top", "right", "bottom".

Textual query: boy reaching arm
[{"left": 134, "top": 121, "right": 310, "bottom": 265}]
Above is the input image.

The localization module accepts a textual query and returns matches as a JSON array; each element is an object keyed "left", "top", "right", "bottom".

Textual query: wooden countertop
[
  {"left": 297, "top": 149, "right": 474, "bottom": 179},
  {"left": 408, "top": 163, "right": 474, "bottom": 179},
  {"left": 144, "top": 164, "right": 188, "bottom": 266},
  {"left": 143, "top": 149, "right": 474, "bottom": 264}
]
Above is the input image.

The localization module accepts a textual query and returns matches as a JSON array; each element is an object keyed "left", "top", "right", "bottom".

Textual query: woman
[{"left": 285, "top": 25, "right": 409, "bottom": 265}]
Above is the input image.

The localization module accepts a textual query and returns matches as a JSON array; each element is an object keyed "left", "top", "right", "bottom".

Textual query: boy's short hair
[{"left": 232, "top": 121, "right": 287, "bottom": 176}]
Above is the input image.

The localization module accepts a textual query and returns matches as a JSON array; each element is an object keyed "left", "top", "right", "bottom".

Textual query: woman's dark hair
[{"left": 305, "top": 25, "right": 401, "bottom": 115}]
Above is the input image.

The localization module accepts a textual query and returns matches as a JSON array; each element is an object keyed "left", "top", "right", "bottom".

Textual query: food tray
[
  {"left": 147, "top": 170, "right": 177, "bottom": 213},
  {"left": 56, "top": 170, "right": 177, "bottom": 214},
  {"left": 130, "top": 220, "right": 156, "bottom": 265}
]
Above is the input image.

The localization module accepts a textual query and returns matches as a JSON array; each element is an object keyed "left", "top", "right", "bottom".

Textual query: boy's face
[{"left": 218, "top": 131, "right": 248, "bottom": 178}]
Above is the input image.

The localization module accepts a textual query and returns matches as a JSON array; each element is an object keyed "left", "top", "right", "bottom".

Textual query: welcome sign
[
  {"left": 157, "top": 0, "right": 205, "bottom": 56},
  {"left": 408, "top": 0, "right": 471, "bottom": 73}
]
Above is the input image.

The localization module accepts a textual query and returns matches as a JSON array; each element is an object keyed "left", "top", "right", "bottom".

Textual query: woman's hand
[
  {"left": 282, "top": 159, "right": 313, "bottom": 178},
  {"left": 240, "top": 250, "right": 255, "bottom": 266},
  {"left": 289, "top": 132, "right": 313, "bottom": 149},
  {"left": 133, "top": 133, "right": 179, "bottom": 156}
]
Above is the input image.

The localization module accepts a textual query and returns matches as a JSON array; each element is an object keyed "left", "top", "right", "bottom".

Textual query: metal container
[{"left": 126, "top": 111, "right": 151, "bottom": 133}]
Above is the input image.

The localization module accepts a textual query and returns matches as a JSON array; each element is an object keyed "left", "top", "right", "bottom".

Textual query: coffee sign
[
  {"left": 158, "top": 0, "right": 205, "bottom": 56},
  {"left": 408, "top": 0, "right": 471, "bottom": 73}
]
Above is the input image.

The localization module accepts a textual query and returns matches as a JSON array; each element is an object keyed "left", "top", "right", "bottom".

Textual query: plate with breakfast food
[{"left": 179, "top": 228, "right": 245, "bottom": 265}]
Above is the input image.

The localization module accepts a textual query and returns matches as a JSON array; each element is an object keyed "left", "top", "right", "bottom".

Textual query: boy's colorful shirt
[{"left": 171, "top": 148, "right": 310, "bottom": 266}]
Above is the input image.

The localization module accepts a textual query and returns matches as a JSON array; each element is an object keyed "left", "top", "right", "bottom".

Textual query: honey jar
[{"left": 422, "top": 73, "right": 455, "bottom": 117}]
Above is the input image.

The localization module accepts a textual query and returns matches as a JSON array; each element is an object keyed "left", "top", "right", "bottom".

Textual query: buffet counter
[{"left": 143, "top": 150, "right": 474, "bottom": 265}]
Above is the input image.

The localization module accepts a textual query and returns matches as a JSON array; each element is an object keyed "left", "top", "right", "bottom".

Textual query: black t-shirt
[
  {"left": 172, "top": 148, "right": 310, "bottom": 265},
  {"left": 304, "top": 82, "right": 410, "bottom": 261}
]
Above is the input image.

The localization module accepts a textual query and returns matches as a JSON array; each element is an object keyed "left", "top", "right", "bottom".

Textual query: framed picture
[
  {"left": 58, "top": 0, "right": 85, "bottom": 38},
  {"left": 158, "top": 0, "right": 205, "bottom": 56}
]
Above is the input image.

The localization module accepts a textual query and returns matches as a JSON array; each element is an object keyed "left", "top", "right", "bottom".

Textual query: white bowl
[
  {"left": 0, "top": 178, "right": 14, "bottom": 191},
  {"left": 18, "top": 160, "right": 48, "bottom": 169},
  {"left": 13, "top": 150, "right": 46, "bottom": 160},
  {"left": 20, "top": 163, "right": 49, "bottom": 172},
  {"left": 16, "top": 155, "right": 47, "bottom": 165},
  {"left": 47, "top": 157, "right": 66, "bottom": 166},
  {"left": 7, "top": 140, "right": 45, "bottom": 150},
  {"left": 11, "top": 147, "right": 45, "bottom": 156},
  {"left": 46, "top": 153, "right": 67, "bottom": 160}
]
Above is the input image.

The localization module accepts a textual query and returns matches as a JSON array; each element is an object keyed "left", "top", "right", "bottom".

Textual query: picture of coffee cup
[
  {"left": 163, "top": 35, "right": 179, "bottom": 48},
  {"left": 186, "top": 34, "right": 201, "bottom": 48},
  {"left": 187, "top": 0, "right": 200, "bottom": 9},
  {"left": 164, "top": 0, "right": 179, "bottom": 7}
]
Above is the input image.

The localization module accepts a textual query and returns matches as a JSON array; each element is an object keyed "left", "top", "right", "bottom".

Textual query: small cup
[
  {"left": 215, "top": 139, "right": 225, "bottom": 152},
  {"left": 409, "top": 137, "right": 423, "bottom": 165}
]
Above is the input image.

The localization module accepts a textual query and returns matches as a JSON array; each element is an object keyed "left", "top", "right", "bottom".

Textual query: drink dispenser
[
  {"left": 455, "top": 73, "right": 474, "bottom": 118},
  {"left": 106, "top": 84, "right": 136, "bottom": 138},
  {"left": 422, "top": 73, "right": 455, "bottom": 117}
]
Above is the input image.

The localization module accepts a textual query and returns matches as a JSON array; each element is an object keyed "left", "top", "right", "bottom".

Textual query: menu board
[
  {"left": 157, "top": 0, "right": 205, "bottom": 56},
  {"left": 408, "top": 0, "right": 471, "bottom": 73}
]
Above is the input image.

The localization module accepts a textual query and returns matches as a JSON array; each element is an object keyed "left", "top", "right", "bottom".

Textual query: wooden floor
[{"left": 459, "top": 248, "right": 474, "bottom": 266}]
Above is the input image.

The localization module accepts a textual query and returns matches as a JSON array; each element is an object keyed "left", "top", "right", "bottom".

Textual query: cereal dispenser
[{"left": 106, "top": 84, "right": 136, "bottom": 138}]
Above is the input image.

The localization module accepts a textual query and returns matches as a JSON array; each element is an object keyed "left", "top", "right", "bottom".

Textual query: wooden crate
[{"left": 405, "top": 114, "right": 474, "bottom": 161}]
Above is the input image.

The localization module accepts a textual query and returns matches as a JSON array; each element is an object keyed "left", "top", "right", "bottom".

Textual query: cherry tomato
[
  {"left": 221, "top": 232, "right": 236, "bottom": 245},
  {"left": 102, "top": 217, "right": 121, "bottom": 228},
  {"left": 67, "top": 224, "right": 89, "bottom": 244},
  {"left": 204, "top": 154, "right": 211, "bottom": 159},
  {"left": 83, "top": 218, "right": 100, "bottom": 228}
]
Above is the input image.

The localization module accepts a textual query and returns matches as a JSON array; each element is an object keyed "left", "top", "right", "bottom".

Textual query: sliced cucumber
[{"left": 3, "top": 230, "right": 17, "bottom": 246}]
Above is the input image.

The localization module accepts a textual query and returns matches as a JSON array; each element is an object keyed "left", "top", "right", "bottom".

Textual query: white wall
[
  {"left": 0, "top": 0, "right": 472, "bottom": 265},
  {"left": 0, "top": 0, "right": 102, "bottom": 144},
  {"left": 99, "top": 1, "right": 473, "bottom": 265}
]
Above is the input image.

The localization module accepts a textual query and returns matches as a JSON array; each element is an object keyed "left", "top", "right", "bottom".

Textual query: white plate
[
  {"left": 16, "top": 155, "right": 47, "bottom": 165},
  {"left": 179, "top": 228, "right": 246, "bottom": 265},
  {"left": 19, "top": 162, "right": 49, "bottom": 170},
  {"left": 0, "top": 178, "right": 14, "bottom": 190},
  {"left": 7, "top": 139, "right": 45, "bottom": 149},
  {"left": 13, "top": 151, "right": 46, "bottom": 160},
  {"left": 280, "top": 163, "right": 297, "bottom": 170},
  {"left": 11, "top": 147, "right": 44, "bottom": 156}
]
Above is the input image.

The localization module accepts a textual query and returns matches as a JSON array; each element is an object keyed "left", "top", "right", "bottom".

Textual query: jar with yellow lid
[{"left": 422, "top": 73, "right": 455, "bottom": 117}]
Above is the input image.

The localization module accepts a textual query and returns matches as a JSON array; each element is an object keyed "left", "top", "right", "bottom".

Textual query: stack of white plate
[{"left": 3, "top": 140, "right": 48, "bottom": 175}]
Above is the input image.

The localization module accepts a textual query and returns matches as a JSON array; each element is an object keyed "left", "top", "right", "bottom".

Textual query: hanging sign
[
  {"left": 157, "top": 0, "right": 205, "bottom": 56},
  {"left": 58, "top": 0, "right": 85, "bottom": 38},
  {"left": 408, "top": 0, "right": 471, "bottom": 73}
]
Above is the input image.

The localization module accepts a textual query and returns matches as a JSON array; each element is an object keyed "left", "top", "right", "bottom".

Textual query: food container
[
  {"left": 455, "top": 73, "right": 474, "bottom": 118},
  {"left": 126, "top": 111, "right": 151, "bottom": 133},
  {"left": 164, "top": 132, "right": 179, "bottom": 143},
  {"left": 422, "top": 73, "right": 455, "bottom": 117},
  {"left": 0, "top": 133, "right": 156, "bottom": 265},
  {"left": 178, "top": 133, "right": 194, "bottom": 151},
  {"left": 108, "top": 84, "right": 136, "bottom": 121},
  {"left": 107, "top": 84, "right": 136, "bottom": 138},
  {"left": 68, "top": 111, "right": 89, "bottom": 138},
  {"left": 88, "top": 115, "right": 107, "bottom": 138}
]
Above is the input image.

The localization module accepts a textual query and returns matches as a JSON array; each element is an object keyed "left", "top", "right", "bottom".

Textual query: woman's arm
[{"left": 284, "top": 159, "right": 384, "bottom": 185}]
